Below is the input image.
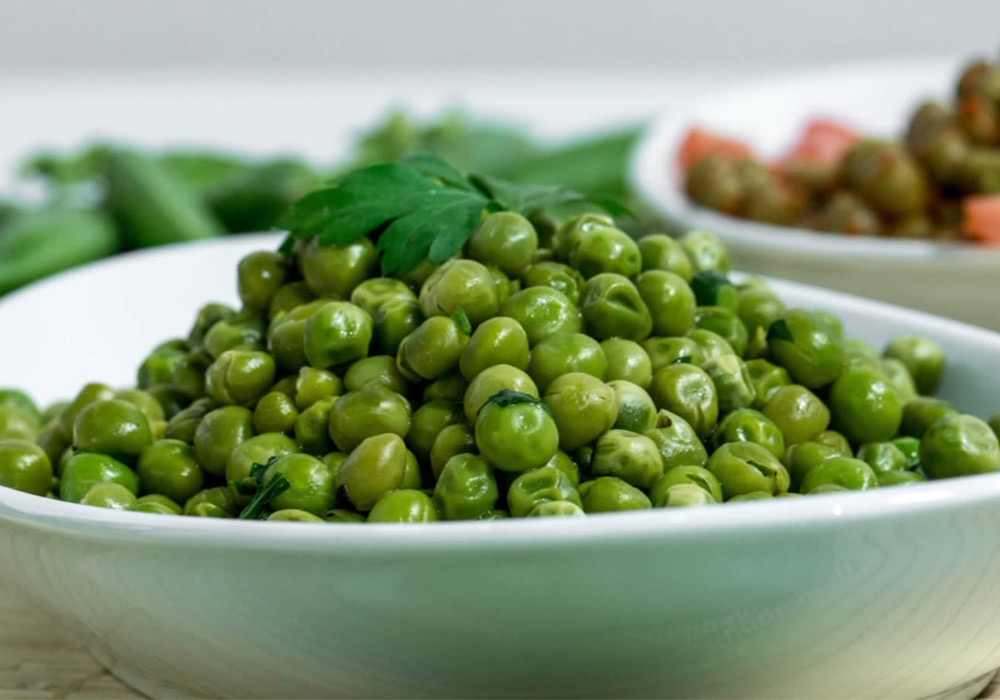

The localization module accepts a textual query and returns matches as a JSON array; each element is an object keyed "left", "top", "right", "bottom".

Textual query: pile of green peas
[{"left": 1, "top": 212, "right": 999, "bottom": 523}]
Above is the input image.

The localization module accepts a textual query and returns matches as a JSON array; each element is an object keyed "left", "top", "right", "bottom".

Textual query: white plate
[
  {"left": 630, "top": 56, "right": 1000, "bottom": 329},
  {"left": 2, "top": 237, "right": 1000, "bottom": 698}
]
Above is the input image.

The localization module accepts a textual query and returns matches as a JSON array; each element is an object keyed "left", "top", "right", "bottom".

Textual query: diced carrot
[
  {"left": 783, "top": 118, "right": 861, "bottom": 166},
  {"left": 677, "top": 127, "right": 753, "bottom": 171},
  {"left": 962, "top": 195, "right": 1000, "bottom": 244}
]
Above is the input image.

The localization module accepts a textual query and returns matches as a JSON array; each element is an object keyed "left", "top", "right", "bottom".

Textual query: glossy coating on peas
[
  {"left": 707, "top": 442, "right": 790, "bottom": 499},
  {"left": 763, "top": 385, "right": 830, "bottom": 446},
  {"left": 237, "top": 251, "right": 287, "bottom": 313},
  {"left": 137, "top": 439, "right": 204, "bottom": 504},
  {"left": 468, "top": 212, "right": 538, "bottom": 278},
  {"left": 0, "top": 440, "right": 52, "bottom": 496},
  {"left": 460, "top": 317, "right": 531, "bottom": 380},
  {"left": 329, "top": 384, "right": 411, "bottom": 453},
  {"left": 800, "top": 457, "right": 877, "bottom": 493},
  {"left": 397, "top": 315, "right": 469, "bottom": 381},
  {"left": 500, "top": 286, "right": 582, "bottom": 346},
  {"left": 814, "top": 430, "right": 853, "bottom": 455},
  {"left": 637, "top": 234, "right": 694, "bottom": 281},
  {"left": 251, "top": 392, "right": 298, "bottom": 435},
  {"left": 0, "top": 405, "right": 40, "bottom": 441},
  {"left": 60, "top": 452, "right": 137, "bottom": 503},
  {"left": 60, "top": 383, "right": 116, "bottom": 439},
  {"left": 433, "top": 453, "right": 498, "bottom": 520},
  {"left": 695, "top": 307, "right": 748, "bottom": 357},
  {"left": 206, "top": 350, "right": 276, "bottom": 407},
  {"left": 183, "top": 486, "right": 237, "bottom": 518},
  {"left": 423, "top": 374, "right": 468, "bottom": 404},
  {"left": 901, "top": 397, "right": 958, "bottom": 438},
  {"left": 349, "top": 277, "right": 416, "bottom": 318},
  {"left": 921, "top": 414, "right": 1000, "bottom": 479},
  {"left": 767, "top": 309, "right": 845, "bottom": 389},
  {"left": 464, "top": 364, "right": 538, "bottom": 424},
  {"left": 339, "top": 433, "right": 420, "bottom": 511},
  {"left": 294, "top": 367, "right": 343, "bottom": 410},
  {"left": 203, "top": 315, "right": 266, "bottom": 359},
  {"left": 648, "top": 364, "right": 718, "bottom": 440},
  {"left": 521, "top": 262, "right": 584, "bottom": 304},
  {"left": 81, "top": 482, "right": 138, "bottom": 510},
  {"left": 884, "top": 335, "right": 946, "bottom": 395},
  {"left": 73, "top": 399, "right": 153, "bottom": 462},
  {"left": 828, "top": 366, "right": 903, "bottom": 444},
  {"left": 783, "top": 442, "right": 843, "bottom": 489},
  {"left": 878, "top": 470, "right": 927, "bottom": 487},
  {"left": 686, "top": 329, "right": 735, "bottom": 362},
  {"left": 635, "top": 271, "right": 696, "bottom": 337},
  {"left": 608, "top": 380, "right": 658, "bottom": 434},
  {"left": 476, "top": 392, "right": 559, "bottom": 473},
  {"left": 225, "top": 433, "right": 298, "bottom": 503},
  {"left": 193, "top": 406, "right": 254, "bottom": 477},
  {"left": 579, "top": 274, "right": 652, "bottom": 341},
  {"left": 650, "top": 465, "right": 723, "bottom": 505},
  {"left": 267, "top": 300, "right": 326, "bottom": 372},
  {"left": 737, "top": 287, "right": 786, "bottom": 336},
  {"left": 135, "top": 494, "right": 182, "bottom": 513},
  {"left": 262, "top": 452, "right": 336, "bottom": 516},
  {"left": 269, "top": 281, "right": 316, "bottom": 321},
  {"left": 163, "top": 398, "right": 212, "bottom": 444},
  {"left": 568, "top": 225, "right": 642, "bottom": 279},
  {"left": 299, "top": 236, "right": 378, "bottom": 299},
  {"left": 703, "top": 354, "right": 757, "bottom": 414},
  {"left": 367, "top": 489, "right": 438, "bottom": 523},
  {"left": 343, "top": 355, "right": 411, "bottom": 398},
  {"left": 507, "top": 465, "right": 582, "bottom": 517},
  {"left": 420, "top": 259, "right": 500, "bottom": 325},
  {"left": 643, "top": 337, "right": 707, "bottom": 371},
  {"left": 303, "top": 301, "right": 373, "bottom": 370},
  {"left": 856, "top": 442, "right": 908, "bottom": 474},
  {"left": 659, "top": 483, "right": 717, "bottom": 507},
  {"left": 373, "top": 299, "right": 423, "bottom": 356},
  {"left": 407, "top": 400, "right": 464, "bottom": 464},
  {"left": 680, "top": 230, "right": 731, "bottom": 275},
  {"left": 579, "top": 477, "right": 651, "bottom": 513},
  {"left": 543, "top": 373, "right": 619, "bottom": 452},
  {"left": 590, "top": 429, "right": 664, "bottom": 490},
  {"left": 601, "top": 340, "right": 652, "bottom": 388},
  {"left": 713, "top": 409, "right": 785, "bottom": 459},
  {"left": 644, "top": 409, "right": 708, "bottom": 471},
  {"left": 528, "top": 332, "right": 607, "bottom": 394},
  {"left": 430, "top": 423, "right": 477, "bottom": 479}
]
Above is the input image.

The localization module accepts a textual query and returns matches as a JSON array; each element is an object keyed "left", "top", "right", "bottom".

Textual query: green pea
[
  {"left": 880, "top": 358, "right": 919, "bottom": 402},
  {"left": 686, "top": 329, "right": 735, "bottom": 363},
  {"left": 856, "top": 442, "right": 908, "bottom": 474},
  {"left": 303, "top": 301, "right": 373, "bottom": 370},
  {"left": 205, "top": 350, "right": 276, "bottom": 407},
  {"left": 0, "top": 389, "right": 39, "bottom": 417},
  {"left": 901, "top": 397, "right": 958, "bottom": 438},
  {"left": 373, "top": 299, "right": 423, "bottom": 356},
  {"left": 643, "top": 337, "right": 707, "bottom": 372},
  {"left": 878, "top": 470, "right": 927, "bottom": 487},
  {"left": 434, "top": 453, "right": 499, "bottom": 520},
  {"left": 650, "top": 465, "right": 723, "bottom": 505},
  {"left": 527, "top": 501, "right": 586, "bottom": 517},
  {"left": 114, "top": 389, "right": 165, "bottom": 425},
  {"left": 0, "top": 405, "right": 40, "bottom": 441},
  {"left": 343, "top": 355, "right": 411, "bottom": 397},
  {"left": 763, "top": 384, "right": 830, "bottom": 446},
  {"left": 647, "top": 364, "right": 718, "bottom": 440},
  {"left": 325, "top": 509, "right": 366, "bottom": 523},
  {"left": 60, "top": 383, "right": 116, "bottom": 438},
  {"left": 468, "top": 211, "right": 538, "bottom": 277},
  {"left": 694, "top": 307, "right": 748, "bottom": 357},
  {"left": 35, "top": 420, "right": 70, "bottom": 467},
  {"left": 601, "top": 339, "right": 652, "bottom": 388},
  {"left": 713, "top": 408, "right": 785, "bottom": 459},
  {"left": 80, "top": 482, "right": 138, "bottom": 510},
  {"left": 590, "top": 429, "right": 664, "bottom": 490},
  {"left": 476, "top": 392, "right": 559, "bottom": 473},
  {"left": 163, "top": 398, "right": 213, "bottom": 444},
  {"left": 268, "top": 281, "right": 316, "bottom": 321},
  {"left": 608, "top": 380, "right": 658, "bottom": 434},
  {"left": 420, "top": 259, "right": 500, "bottom": 325},
  {"left": 679, "top": 230, "right": 731, "bottom": 274},
  {"left": 892, "top": 436, "right": 922, "bottom": 469},
  {"left": 579, "top": 273, "right": 652, "bottom": 341},
  {"left": 635, "top": 270, "right": 696, "bottom": 337},
  {"left": 545, "top": 450, "right": 581, "bottom": 488},
  {"left": 528, "top": 332, "right": 607, "bottom": 394},
  {"left": 367, "top": 489, "right": 438, "bottom": 523},
  {"left": 183, "top": 486, "right": 237, "bottom": 518},
  {"left": 298, "top": 236, "right": 377, "bottom": 299},
  {"left": 463, "top": 364, "right": 539, "bottom": 423},
  {"left": 329, "top": 385, "right": 411, "bottom": 453},
  {"left": 507, "top": 465, "right": 582, "bottom": 517},
  {"left": 460, "top": 317, "right": 531, "bottom": 380},
  {"left": 637, "top": 233, "right": 694, "bottom": 281},
  {"left": 0, "top": 440, "right": 52, "bottom": 496},
  {"left": 500, "top": 286, "right": 582, "bottom": 347},
  {"left": 349, "top": 277, "right": 417, "bottom": 318},
  {"left": 543, "top": 373, "right": 619, "bottom": 452},
  {"left": 397, "top": 315, "right": 470, "bottom": 381},
  {"left": 707, "top": 442, "right": 790, "bottom": 499},
  {"left": 135, "top": 494, "right": 182, "bottom": 514},
  {"left": 407, "top": 400, "right": 464, "bottom": 464},
  {"left": 60, "top": 452, "right": 137, "bottom": 503},
  {"left": 224, "top": 432, "right": 298, "bottom": 504},
  {"left": 658, "top": 483, "right": 717, "bottom": 507},
  {"left": 188, "top": 303, "right": 236, "bottom": 349},
  {"left": 73, "top": 399, "right": 153, "bottom": 463},
  {"left": 131, "top": 501, "right": 179, "bottom": 515},
  {"left": 193, "top": 406, "right": 254, "bottom": 477},
  {"left": 828, "top": 366, "right": 903, "bottom": 444},
  {"left": 137, "top": 439, "right": 205, "bottom": 504},
  {"left": 813, "top": 430, "right": 853, "bottom": 456},
  {"left": 737, "top": 287, "right": 786, "bottom": 336},
  {"left": 291, "top": 367, "right": 342, "bottom": 410},
  {"left": 801, "top": 457, "right": 877, "bottom": 493},
  {"left": 237, "top": 251, "right": 288, "bottom": 313},
  {"left": 253, "top": 391, "right": 299, "bottom": 435},
  {"left": 203, "top": 315, "right": 266, "bottom": 359},
  {"left": 884, "top": 335, "right": 946, "bottom": 395},
  {"left": 702, "top": 354, "right": 757, "bottom": 414},
  {"left": 553, "top": 212, "right": 614, "bottom": 260},
  {"left": 844, "top": 338, "right": 882, "bottom": 368},
  {"left": 921, "top": 414, "right": 1000, "bottom": 479},
  {"left": 136, "top": 340, "right": 188, "bottom": 390},
  {"left": 644, "top": 409, "right": 708, "bottom": 471},
  {"left": 767, "top": 309, "right": 846, "bottom": 389},
  {"left": 268, "top": 509, "right": 324, "bottom": 522},
  {"left": 783, "top": 442, "right": 843, "bottom": 490},
  {"left": 262, "top": 452, "right": 336, "bottom": 516},
  {"left": 423, "top": 374, "right": 469, "bottom": 404},
  {"left": 430, "top": 423, "right": 477, "bottom": 480},
  {"left": 339, "top": 434, "right": 420, "bottom": 511},
  {"left": 267, "top": 300, "right": 326, "bottom": 372},
  {"left": 568, "top": 225, "right": 642, "bottom": 279},
  {"left": 521, "top": 262, "right": 585, "bottom": 304},
  {"left": 579, "top": 477, "right": 651, "bottom": 513}
]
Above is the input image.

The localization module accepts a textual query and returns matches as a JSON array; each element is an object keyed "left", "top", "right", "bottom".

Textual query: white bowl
[
  {"left": 630, "top": 55, "right": 1000, "bottom": 331},
  {"left": 2, "top": 236, "right": 1000, "bottom": 699}
]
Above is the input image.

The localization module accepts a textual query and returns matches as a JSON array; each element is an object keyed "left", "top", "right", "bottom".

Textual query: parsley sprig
[{"left": 281, "top": 153, "right": 629, "bottom": 275}]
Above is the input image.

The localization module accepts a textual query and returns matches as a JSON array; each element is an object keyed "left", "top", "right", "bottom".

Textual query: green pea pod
[
  {"left": 106, "top": 149, "right": 224, "bottom": 248},
  {"left": 0, "top": 208, "right": 119, "bottom": 295},
  {"left": 207, "top": 159, "right": 321, "bottom": 233}
]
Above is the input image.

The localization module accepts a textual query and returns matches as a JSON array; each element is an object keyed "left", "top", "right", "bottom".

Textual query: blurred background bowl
[{"left": 630, "top": 56, "right": 1000, "bottom": 330}]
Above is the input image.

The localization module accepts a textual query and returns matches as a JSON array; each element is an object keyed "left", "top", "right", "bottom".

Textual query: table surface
[{"left": 0, "top": 579, "right": 998, "bottom": 700}]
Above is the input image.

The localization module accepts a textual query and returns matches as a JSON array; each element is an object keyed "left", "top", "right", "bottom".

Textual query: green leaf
[
  {"left": 452, "top": 308, "right": 472, "bottom": 336},
  {"left": 239, "top": 472, "right": 291, "bottom": 520},
  {"left": 671, "top": 356, "right": 694, "bottom": 365},
  {"left": 690, "top": 271, "right": 733, "bottom": 307},
  {"left": 399, "top": 152, "right": 476, "bottom": 191},
  {"left": 471, "top": 174, "right": 589, "bottom": 215},
  {"left": 483, "top": 389, "right": 554, "bottom": 418},
  {"left": 767, "top": 319, "right": 794, "bottom": 343}
]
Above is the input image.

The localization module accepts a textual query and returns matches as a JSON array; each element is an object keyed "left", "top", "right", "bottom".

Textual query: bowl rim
[
  {"left": 629, "top": 53, "right": 1000, "bottom": 262},
  {"left": 2, "top": 235, "right": 1000, "bottom": 552}
]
